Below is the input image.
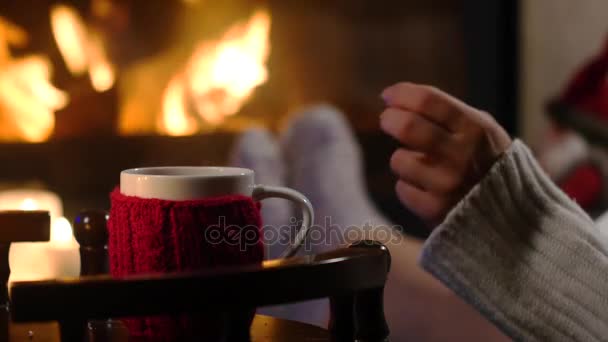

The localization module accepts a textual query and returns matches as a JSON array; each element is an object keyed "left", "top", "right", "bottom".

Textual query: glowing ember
[
  {"left": 0, "top": 17, "right": 68, "bottom": 142},
  {"left": 51, "top": 4, "right": 116, "bottom": 92},
  {"left": 160, "top": 9, "right": 271, "bottom": 135}
]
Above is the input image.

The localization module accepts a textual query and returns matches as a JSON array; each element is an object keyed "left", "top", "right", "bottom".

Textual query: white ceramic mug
[{"left": 120, "top": 166, "right": 313, "bottom": 258}]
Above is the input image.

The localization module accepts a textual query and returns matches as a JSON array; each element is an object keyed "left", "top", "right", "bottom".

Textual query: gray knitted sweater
[{"left": 420, "top": 140, "right": 608, "bottom": 342}]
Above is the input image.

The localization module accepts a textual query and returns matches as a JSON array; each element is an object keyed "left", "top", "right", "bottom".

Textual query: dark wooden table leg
[
  {"left": 73, "top": 210, "right": 109, "bottom": 277},
  {"left": 354, "top": 287, "right": 389, "bottom": 342},
  {"left": 59, "top": 319, "right": 86, "bottom": 342},
  {"left": 225, "top": 309, "right": 253, "bottom": 342},
  {"left": 72, "top": 210, "right": 110, "bottom": 342},
  {"left": 0, "top": 304, "right": 7, "bottom": 342},
  {"left": 329, "top": 295, "right": 355, "bottom": 342},
  {"left": 1, "top": 243, "right": 11, "bottom": 342},
  {"left": 350, "top": 241, "right": 391, "bottom": 342}
]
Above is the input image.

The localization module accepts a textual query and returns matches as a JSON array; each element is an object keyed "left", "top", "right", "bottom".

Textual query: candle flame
[
  {"left": 2, "top": 190, "right": 80, "bottom": 283},
  {"left": 52, "top": 217, "right": 75, "bottom": 245},
  {"left": 12, "top": 194, "right": 75, "bottom": 244},
  {"left": 19, "top": 198, "right": 39, "bottom": 210}
]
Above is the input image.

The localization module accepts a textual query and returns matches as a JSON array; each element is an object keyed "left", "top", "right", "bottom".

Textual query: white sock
[
  {"left": 278, "top": 104, "right": 394, "bottom": 328},
  {"left": 282, "top": 104, "right": 392, "bottom": 254},
  {"left": 230, "top": 128, "right": 328, "bottom": 327},
  {"left": 229, "top": 128, "right": 291, "bottom": 260},
  {"left": 279, "top": 106, "right": 505, "bottom": 340}
]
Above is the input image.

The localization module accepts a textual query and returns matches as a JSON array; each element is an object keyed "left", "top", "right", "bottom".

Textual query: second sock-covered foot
[
  {"left": 229, "top": 128, "right": 292, "bottom": 259},
  {"left": 282, "top": 104, "right": 392, "bottom": 254}
]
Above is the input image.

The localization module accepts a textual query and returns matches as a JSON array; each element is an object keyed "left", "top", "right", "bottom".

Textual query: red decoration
[
  {"left": 546, "top": 35, "right": 608, "bottom": 211},
  {"left": 560, "top": 38, "right": 608, "bottom": 122},
  {"left": 559, "top": 163, "right": 604, "bottom": 210},
  {"left": 108, "top": 189, "right": 264, "bottom": 341}
]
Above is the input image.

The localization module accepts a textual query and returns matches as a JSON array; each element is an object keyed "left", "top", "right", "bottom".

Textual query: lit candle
[{"left": 0, "top": 189, "right": 80, "bottom": 283}]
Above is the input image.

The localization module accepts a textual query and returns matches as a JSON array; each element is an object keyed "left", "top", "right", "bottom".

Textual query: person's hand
[{"left": 380, "top": 82, "right": 512, "bottom": 227}]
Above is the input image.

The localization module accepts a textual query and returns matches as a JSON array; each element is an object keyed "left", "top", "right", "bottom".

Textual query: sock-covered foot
[
  {"left": 282, "top": 104, "right": 392, "bottom": 254},
  {"left": 281, "top": 106, "right": 507, "bottom": 339},
  {"left": 229, "top": 128, "right": 291, "bottom": 259},
  {"left": 279, "top": 104, "right": 395, "bottom": 328},
  {"left": 230, "top": 128, "right": 330, "bottom": 327}
]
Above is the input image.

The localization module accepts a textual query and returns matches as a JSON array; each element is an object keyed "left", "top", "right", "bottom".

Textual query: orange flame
[
  {"left": 162, "top": 76, "right": 198, "bottom": 136},
  {"left": 87, "top": 32, "right": 115, "bottom": 92},
  {"left": 0, "top": 17, "right": 68, "bottom": 142},
  {"left": 0, "top": 16, "right": 28, "bottom": 61},
  {"left": 51, "top": 4, "right": 115, "bottom": 92},
  {"left": 50, "top": 5, "right": 88, "bottom": 75},
  {"left": 0, "top": 5, "right": 116, "bottom": 143},
  {"left": 161, "top": 9, "right": 271, "bottom": 135}
]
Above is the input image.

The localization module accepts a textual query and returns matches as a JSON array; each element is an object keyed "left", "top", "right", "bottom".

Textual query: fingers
[
  {"left": 381, "top": 82, "right": 511, "bottom": 227},
  {"left": 395, "top": 181, "right": 451, "bottom": 225},
  {"left": 380, "top": 107, "right": 452, "bottom": 154},
  {"left": 390, "top": 149, "right": 462, "bottom": 194},
  {"left": 381, "top": 82, "right": 471, "bottom": 131}
]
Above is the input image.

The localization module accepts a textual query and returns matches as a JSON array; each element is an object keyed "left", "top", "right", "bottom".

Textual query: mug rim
[{"left": 121, "top": 166, "right": 253, "bottom": 178}]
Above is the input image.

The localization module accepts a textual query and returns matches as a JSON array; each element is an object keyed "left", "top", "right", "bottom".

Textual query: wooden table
[{"left": 9, "top": 315, "right": 330, "bottom": 341}]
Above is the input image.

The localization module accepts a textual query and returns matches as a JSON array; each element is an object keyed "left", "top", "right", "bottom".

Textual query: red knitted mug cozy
[{"left": 108, "top": 188, "right": 265, "bottom": 341}]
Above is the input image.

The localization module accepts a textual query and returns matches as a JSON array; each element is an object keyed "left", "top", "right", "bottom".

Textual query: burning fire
[
  {"left": 51, "top": 4, "right": 116, "bottom": 92},
  {"left": 0, "top": 4, "right": 115, "bottom": 143},
  {"left": 162, "top": 76, "right": 198, "bottom": 136},
  {"left": 1, "top": 5, "right": 269, "bottom": 141},
  {"left": 50, "top": 5, "right": 88, "bottom": 76},
  {"left": 160, "top": 9, "right": 271, "bottom": 135},
  {"left": 0, "top": 17, "right": 68, "bottom": 142}
]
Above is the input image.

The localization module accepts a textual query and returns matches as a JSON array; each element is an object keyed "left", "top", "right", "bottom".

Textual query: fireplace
[{"left": 0, "top": 0, "right": 518, "bottom": 238}]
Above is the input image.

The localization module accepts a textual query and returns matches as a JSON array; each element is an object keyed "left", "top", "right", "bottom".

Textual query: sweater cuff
[{"left": 420, "top": 139, "right": 608, "bottom": 341}]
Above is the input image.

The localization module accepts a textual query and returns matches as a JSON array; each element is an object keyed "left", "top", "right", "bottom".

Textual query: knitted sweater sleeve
[{"left": 419, "top": 139, "right": 608, "bottom": 342}]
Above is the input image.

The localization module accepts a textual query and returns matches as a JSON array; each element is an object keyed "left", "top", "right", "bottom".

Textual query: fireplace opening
[{"left": 0, "top": 0, "right": 518, "bottom": 238}]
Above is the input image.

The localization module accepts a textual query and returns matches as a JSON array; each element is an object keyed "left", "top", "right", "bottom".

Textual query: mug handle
[{"left": 252, "top": 185, "right": 314, "bottom": 258}]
